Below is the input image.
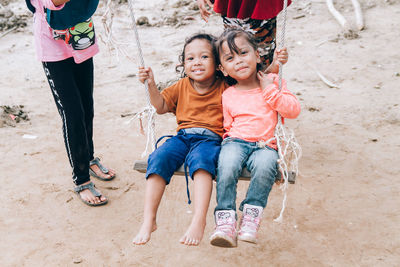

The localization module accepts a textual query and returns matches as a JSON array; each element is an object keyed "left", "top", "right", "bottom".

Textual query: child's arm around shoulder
[
  {"left": 258, "top": 72, "right": 301, "bottom": 119},
  {"left": 138, "top": 67, "right": 169, "bottom": 114}
]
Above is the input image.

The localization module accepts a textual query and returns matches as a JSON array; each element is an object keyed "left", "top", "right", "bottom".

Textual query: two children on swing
[{"left": 133, "top": 27, "right": 300, "bottom": 247}]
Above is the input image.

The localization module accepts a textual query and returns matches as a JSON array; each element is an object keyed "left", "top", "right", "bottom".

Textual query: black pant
[{"left": 42, "top": 57, "right": 94, "bottom": 185}]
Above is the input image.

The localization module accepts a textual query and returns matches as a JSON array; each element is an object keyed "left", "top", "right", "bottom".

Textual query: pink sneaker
[
  {"left": 209, "top": 210, "right": 237, "bottom": 247},
  {"left": 238, "top": 204, "right": 263, "bottom": 244}
]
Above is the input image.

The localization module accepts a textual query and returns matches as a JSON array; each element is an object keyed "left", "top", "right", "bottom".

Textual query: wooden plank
[{"left": 133, "top": 160, "right": 296, "bottom": 183}]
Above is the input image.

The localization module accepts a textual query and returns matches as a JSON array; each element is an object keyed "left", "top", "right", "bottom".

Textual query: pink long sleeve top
[
  {"left": 31, "top": 0, "right": 98, "bottom": 63},
  {"left": 222, "top": 73, "right": 300, "bottom": 149}
]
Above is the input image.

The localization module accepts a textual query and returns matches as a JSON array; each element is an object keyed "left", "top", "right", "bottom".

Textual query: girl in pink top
[
  {"left": 210, "top": 28, "right": 300, "bottom": 247},
  {"left": 30, "top": 0, "right": 115, "bottom": 206}
]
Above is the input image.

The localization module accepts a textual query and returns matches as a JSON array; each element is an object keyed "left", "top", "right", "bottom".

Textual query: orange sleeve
[{"left": 161, "top": 78, "right": 185, "bottom": 114}]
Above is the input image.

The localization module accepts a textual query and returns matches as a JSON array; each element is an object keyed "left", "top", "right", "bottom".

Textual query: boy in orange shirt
[{"left": 132, "top": 33, "right": 226, "bottom": 246}]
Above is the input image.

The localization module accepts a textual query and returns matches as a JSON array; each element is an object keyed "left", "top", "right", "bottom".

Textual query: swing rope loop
[
  {"left": 127, "top": 0, "right": 156, "bottom": 156},
  {"left": 273, "top": 0, "right": 302, "bottom": 222}
]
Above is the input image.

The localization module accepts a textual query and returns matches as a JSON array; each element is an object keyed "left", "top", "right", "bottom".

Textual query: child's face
[
  {"left": 219, "top": 36, "right": 261, "bottom": 82},
  {"left": 184, "top": 39, "right": 216, "bottom": 84}
]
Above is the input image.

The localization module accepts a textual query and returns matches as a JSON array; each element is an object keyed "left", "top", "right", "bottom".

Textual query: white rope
[
  {"left": 100, "top": 0, "right": 133, "bottom": 63},
  {"left": 126, "top": 0, "right": 156, "bottom": 157},
  {"left": 273, "top": 0, "right": 302, "bottom": 223},
  {"left": 125, "top": 106, "right": 156, "bottom": 157},
  {"left": 100, "top": 0, "right": 155, "bottom": 155}
]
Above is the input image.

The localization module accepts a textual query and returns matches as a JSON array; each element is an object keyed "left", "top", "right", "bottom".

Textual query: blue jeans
[
  {"left": 147, "top": 128, "right": 222, "bottom": 204},
  {"left": 146, "top": 128, "right": 221, "bottom": 183},
  {"left": 215, "top": 137, "right": 279, "bottom": 212}
]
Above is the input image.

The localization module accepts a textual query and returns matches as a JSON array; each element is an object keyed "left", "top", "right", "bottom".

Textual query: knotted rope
[
  {"left": 273, "top": 0, "right": 302, "bottom": 222},
  {"left": 100, "top": 0, "right": 132, "bottom": 62}
]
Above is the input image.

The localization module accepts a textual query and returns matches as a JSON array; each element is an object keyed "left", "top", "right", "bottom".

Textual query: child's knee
[
  {"left": 192, "top": 169, "right": 212, "bottom": 179},
  {"left": 217, "top": 162, "right": 240, "bottom": 181}
]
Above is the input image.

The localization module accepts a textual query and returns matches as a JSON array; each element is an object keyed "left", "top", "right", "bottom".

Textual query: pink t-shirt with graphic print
[
  {"left": 31, "top": 0, "right": 98, "bottom": 63},
  {"left": 222, "top": 73, "right": 301, "bottom": 150}
]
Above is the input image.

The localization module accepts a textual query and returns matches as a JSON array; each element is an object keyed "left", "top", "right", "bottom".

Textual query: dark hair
[
  {"left": 175, "top": 33, "right": 223, "bottom": 78},
  {"left": 216, "top": 28, "right": 264, "bottom": 85}
]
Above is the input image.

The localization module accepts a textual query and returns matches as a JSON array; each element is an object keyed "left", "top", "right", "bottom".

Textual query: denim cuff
[{"left": 179, "top": 127, "right": 221, "bottom": 140}]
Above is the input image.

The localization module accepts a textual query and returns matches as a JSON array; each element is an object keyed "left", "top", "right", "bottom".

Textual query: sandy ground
[{"left": 1, "top": 0, "right": 400, "bottom": 265}]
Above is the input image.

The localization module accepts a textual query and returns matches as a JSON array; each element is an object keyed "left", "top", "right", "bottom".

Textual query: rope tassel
[{"left": 273, "top": 122, "right": 302, "bottom": 222}]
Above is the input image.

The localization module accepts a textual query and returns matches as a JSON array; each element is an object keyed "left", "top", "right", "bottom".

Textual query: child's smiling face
[
  {"left": 184, "top": 39, "right": 216, "bottom": 84},
  {"left": 219, "top": 35, "right": 261, "bottom": 83}
]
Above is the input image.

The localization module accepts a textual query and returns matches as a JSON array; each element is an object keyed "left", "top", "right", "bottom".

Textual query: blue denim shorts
[{"left": 146, "top": 128, "right": 222, "bottom": 184}]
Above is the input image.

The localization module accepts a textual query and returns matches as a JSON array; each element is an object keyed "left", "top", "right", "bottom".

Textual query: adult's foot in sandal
[
  {"left": 89, "top": 157, "right": 116, "bottom": 181},
  {"left": 76, "top": 181, "right": 108, "bottom": 206}
]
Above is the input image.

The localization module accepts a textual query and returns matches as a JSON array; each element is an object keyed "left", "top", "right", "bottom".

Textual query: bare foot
[
  {"left": 179, "top": 220, "right": 206, "bottom": 246},
  {"left": 90, "top": 163, "right": 116, "bottom": 180},
  {"left": 132, "top": 220, "right": 157, "bottom": 245},
  {"left": 78, "top": 181, "right": 107, "bottom": 205}
]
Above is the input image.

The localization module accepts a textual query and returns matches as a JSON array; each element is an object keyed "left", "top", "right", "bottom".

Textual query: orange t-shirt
[{"left": 161, "top": 77, "right": 227, "bottom": 137}]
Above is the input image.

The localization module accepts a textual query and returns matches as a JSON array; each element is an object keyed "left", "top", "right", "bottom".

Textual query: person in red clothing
[{"left": 196, "top": 0, "right": 291, "bottom": 74}]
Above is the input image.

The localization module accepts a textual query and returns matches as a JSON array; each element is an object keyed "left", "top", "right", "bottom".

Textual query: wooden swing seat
[{"left": 133, "top": 160, "right": 296, "bottom": 183}]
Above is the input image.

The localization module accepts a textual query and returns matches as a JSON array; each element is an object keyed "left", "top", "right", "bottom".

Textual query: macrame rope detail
[
  {"left": 273, "top": 0, "right": 302, "bottom": 222},
  {"left": 100, "top": 0, "right": 132, "bottom": 63}
]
